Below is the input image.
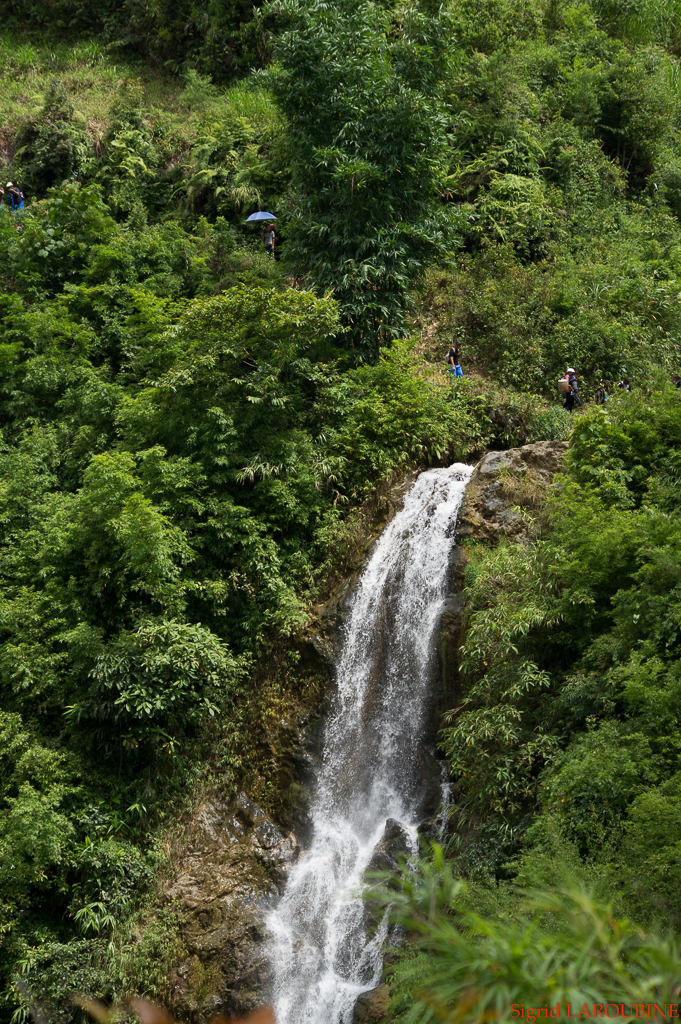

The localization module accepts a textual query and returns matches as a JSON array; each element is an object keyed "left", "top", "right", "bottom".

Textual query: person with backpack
[
  {"left": 6, "top": 183, "right": 24, "bottom": 213},
  {"left": 617, "top": 376, "right": 632, "bottom": 392},
  {"left": 447, "top": 344, "right": 463, "bottom": 377},
  {"left": 595, "top": 382, "right": 609, "bottom": 404},
  {"left": 672, "top": 373, "right": 680, "bottom": 389},
  {"left": 560, "top": 368, "right": 581, "bottom": 412}
]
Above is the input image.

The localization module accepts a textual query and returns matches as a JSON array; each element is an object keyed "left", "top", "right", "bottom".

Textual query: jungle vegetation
[
  {"left": 382, "top": 385, "right": 681, "bottom": 1023},
  {"left": 0, "top": 0, "right": 680, "bottom": 1017}
]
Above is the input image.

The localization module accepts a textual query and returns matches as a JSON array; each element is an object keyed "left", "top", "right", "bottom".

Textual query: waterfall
[{"left": 267, "top": 464, "right": 473, "bottom": 1024}]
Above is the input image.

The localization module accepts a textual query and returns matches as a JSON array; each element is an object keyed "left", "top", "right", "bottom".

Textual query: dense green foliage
[
  {"left": 372, "top": 849, "right": 681, "bottom": 1024},
  {"left": 2, "top": 0, "right": 681, "bottom": 375},
  {"left": 380, "top": 386, "right": 681, "bottom": 1023},
  {"left": 1, "top": 0, "right": 270, "bottom": 82},
  {"left": 265, "top": 0, "right": 458, "bottom": 353},
  {"left": 445, "top": 387, "right": 681, "bottom": 908},
  {"left": 1, "top": 0, "right": 681, "bottom": 1014},
  {"left": 0, "top": 176, "right": 491, "bottom": 1022}
]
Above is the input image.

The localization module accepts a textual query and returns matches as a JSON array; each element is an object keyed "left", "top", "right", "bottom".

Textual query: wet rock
[
  {"left": 163, "top": 794, "right": 298, "bottom": 1022},
  {"left": 354, "top": 984, "right": 391, "bottom": 1023},
  {"left": 234, "top": 791, "right": 300, "bottom": 885},
  {"left": 416, "top": 744, "right": 447, "bottom": 817},
  {"left": 435, "top": 543, "right": 469, "bottom": 714},
  {"left": 305, "top": 575, "right": 356, "bottom": 667},
  {"left": 271, "top": 711, "right": 327, "bottom": 844},
  {"left": 457, "top": 439, "right": 568, "bottom": 544},
  {"left": 367, "top": 819, "right": 413, "bottom": 874}
]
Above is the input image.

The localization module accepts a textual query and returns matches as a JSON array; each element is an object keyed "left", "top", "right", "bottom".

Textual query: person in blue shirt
[
  {"left": 447, "top": 344, "right": 463, "bottom": 377},
  {"left": 6, "top": 183, "right": 24, "bottom": 213}
]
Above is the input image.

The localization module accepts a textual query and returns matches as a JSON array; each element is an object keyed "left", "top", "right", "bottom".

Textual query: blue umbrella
[{"left": 245, "top": 211, "right": 277, "bottom": 222}]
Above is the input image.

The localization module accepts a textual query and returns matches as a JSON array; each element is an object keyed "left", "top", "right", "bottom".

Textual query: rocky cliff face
[
  {"left": 164, "top": 793, "right": 298, "bottom": 1021},
  {"left": 456, "top": 439, "right": 568, "bottom": 544}
]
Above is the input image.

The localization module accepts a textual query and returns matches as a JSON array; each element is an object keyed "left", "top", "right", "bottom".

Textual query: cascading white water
[{"left": 267, "top": 464, "right": 473, "bottom": 1024}]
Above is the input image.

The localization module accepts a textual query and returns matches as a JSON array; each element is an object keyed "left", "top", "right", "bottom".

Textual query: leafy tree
[
  {"left": 68, "top": 618, "right": 240, "bottom": 758},
  {"left": 121, "top": 0, "right": 273, "bottom": 81},
  {"left": 94, "top": 110, "right": 172, "bottom": 218},
  {"left": 12, "top": 183, "right": 117, "bottom": 299},
  {"left": 443, "top": 390, "right": 681, "bottom": 894},
  {"left": 265, "top": 0, "right": 460, "bottom": 355},
  {"left": 1, "top": 0, "right": 127, "bottom": 35},
  {"left": 0, "top": 711, "right": 81, "bottom": 947}
]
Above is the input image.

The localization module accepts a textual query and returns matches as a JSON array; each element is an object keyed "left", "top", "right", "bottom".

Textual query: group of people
[
  {"left": 561, "top": 369, "right": 634, "bottom": 411},
  {"left": 0, "top": 182, "right": 24, "bottom": 213},
  {"left": 444, "top": 345, "right": 680, "bottom": 406},
  {"left": 560, "top": 369, "right": 681, "bottom": 410}
]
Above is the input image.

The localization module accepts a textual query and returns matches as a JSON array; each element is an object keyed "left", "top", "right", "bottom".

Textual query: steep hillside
[{"left": 1, "top": 0, "right": 681, "bottom": 1020}]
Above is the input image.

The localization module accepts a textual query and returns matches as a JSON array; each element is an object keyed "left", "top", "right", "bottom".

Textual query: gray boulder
[{"left": 367, "top": 818, "right": 413, "bottom": 875}]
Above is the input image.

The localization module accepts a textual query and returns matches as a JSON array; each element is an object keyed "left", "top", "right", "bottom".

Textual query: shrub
[
  {"left": 13, "top": 83, "right": 90, "bottom": 197},
  {"left": 370, "top": 851, "right": 681, "bottom": 1024}
]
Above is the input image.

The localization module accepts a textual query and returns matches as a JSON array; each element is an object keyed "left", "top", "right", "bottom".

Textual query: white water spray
[{"left": 267, "top": 464, "right": 473, "bottom": 1024}]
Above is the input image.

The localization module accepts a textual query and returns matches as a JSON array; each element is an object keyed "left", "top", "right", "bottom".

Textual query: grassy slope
[{"left": 0, "top": 38, "right": 280, "bottom": 143}]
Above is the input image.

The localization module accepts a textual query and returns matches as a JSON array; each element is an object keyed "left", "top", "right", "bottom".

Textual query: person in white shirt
[{"left": 262, "top": 223, "right": 276, "bottom": 257}]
